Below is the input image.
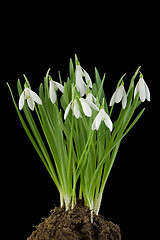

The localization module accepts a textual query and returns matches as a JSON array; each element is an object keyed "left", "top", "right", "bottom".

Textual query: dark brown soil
[{"left": 27, "top": 200, "right": 121, "bottom": 240}]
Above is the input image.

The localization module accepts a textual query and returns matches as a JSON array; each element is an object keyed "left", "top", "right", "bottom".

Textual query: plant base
[{"left": 27, "top": 200, "right": 121, "bottom": 240}]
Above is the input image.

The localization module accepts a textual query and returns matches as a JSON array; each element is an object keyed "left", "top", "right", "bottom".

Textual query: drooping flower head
[
  {"left": 64, "top": 94, "right": 99, "bottom": 120},
  {"left": 92, "top": 98, "right": 112, "bottom": 131},
  {"left": 134, "top": 75, "right": 150, "bottom": 102},
  {"left": 75, "top": 59, "right": 92, "bottom": 96},
  {"left": 49, "top": 79, "right": 64, "bottom": 104},
  {"left": 109, "top": 84, "right": 127, "bottom": 109},
  {"left": 92, "top": 108, "right": 113, "bottom": 131},
  {"left": 19, "top": 87, "right": 42, "bottom": 111}
]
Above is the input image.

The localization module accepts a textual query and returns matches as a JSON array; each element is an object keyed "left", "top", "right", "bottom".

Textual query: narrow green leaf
[
  {"left": 95, "top": 68, "right": 108, "bottom": 112},
  {"left": 58, "top": 71, "right": 62, "bottom": 84},
  {"left": 69, "top": 58, "right": 75, "bottom": 83},
  {"left": 7, "top": 82, "right": 61, "bottom": 192},
  {"left": 23, "top": 74, "right": 31, "bottom": 88},
  {"left": 127, "top": 66, "right": 141, "bottom": 94},
  {"left": 123, "top": 108, "right": 145, "bottom": 137}
]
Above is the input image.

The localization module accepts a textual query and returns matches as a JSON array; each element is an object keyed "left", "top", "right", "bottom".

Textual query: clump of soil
[{"left": 27, "top": 200, "right": 121, "bottom": 240}]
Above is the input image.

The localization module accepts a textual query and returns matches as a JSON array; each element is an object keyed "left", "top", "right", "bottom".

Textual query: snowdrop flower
[
  {"left": 75, "top": 64, "right": 92, "bottom": 96},
  {"left": 85, "top": 93, "right": 99, "bottom": 111},
  {"left": 79, "top": 95, "right": 99, "bottom": 117},
  {"left": 64, "top": 99, "right": 82, "bottom": 120},
  {"left": 92, "top": 108, "right": 113, "bottom": 131},
  {"left": 134, "top": 78, "right": 150, "bottom": 102},
  {"left": 19, "top": 87, "right": 42, "bottom": 111},
  {"left": 86, "top": 93, "right": 100, "bottom": 108},
  {"left": 109, "top": 85, "right": 127, "bottom": 109},
  {"left": 79, "top": 98, "right": 92, "bottom": 117},
  {"left": 49, "top": 80, "right": 64, "bottom": 104},
  {"left": 64, "top": 95, "right": 99, "bottom": 120}
]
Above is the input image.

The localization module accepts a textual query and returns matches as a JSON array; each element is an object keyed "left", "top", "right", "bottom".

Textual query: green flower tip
[
  {"left": 49, "top": 75, "right": 52, "bottom": 81},
  {"left": 75, "top": 54, "right": 80, "bottom": 65},
  {"left": 139, "top": 72, "right": 143, "bottom": 79},
  {"left": 24, "top": 82, "right": 28, "bottom": 88}
]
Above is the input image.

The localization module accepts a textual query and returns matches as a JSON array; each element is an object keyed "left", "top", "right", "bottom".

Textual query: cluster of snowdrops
[{"left": 8, "top": 56, "right": 150, "bottom": 223}]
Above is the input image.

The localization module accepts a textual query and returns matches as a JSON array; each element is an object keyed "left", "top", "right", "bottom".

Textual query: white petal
[
  {"left": 102, "top": 110, "right": 113, "bottom": 131},
  {"left": 64, "top": 102, "right": 71, "bottom": 120},
  {"left": 24, "top": 88, "right": 31, "bottom": 99},
  {"left": 82, "top": 68, "right": 92, "bottom": 88},
  {"left": 86, "top": 93, "right": 98, "bottom": 105},
  {"left": 29, "top": 89, "right": 42, "bottom": 105},
  {"left": 144, "top": 81, "right": 150, "bottom": 101},
  {"left": 77, "top": 65, "right": 84, "bottom": 75},
  {"left": 53, "top": 81, "right": 64, "bottom": 93},
  {"left": 91, "top": 93, "right": 97, "bottom": 103},
  {"left": 114, "top": 85, "right": 123, "bottom": 103},
  {"left": 73, "top": 99, "right": 81, "bottom": 119},
  {"left": 86, "top": 93, "right": 93, "bottom": 102},
  {"left": 134, "top": 82, "right": 139, "bottom": 99},
  {"left": 87, "top": 100, "right": 99, "bottom": 111},
  {"left": 122, "top": 89, "right": 127, "bottom": 109},
  {"left": 19, "top": 91, "right": 25, "bottom": 110},
  {"left": 109, "top": 91, "right": 116, "bottom": 106},
  {"left": 75, "top": 66, "right": 86, "bottom": 96},
  {"left": 92, "top": 110, "right": 103, "bottom": 130},
  {"left": 50, "top": 81, "right": 57, "bottom": 90},
  {"left": 91, "top": 117, "right": 97, "bottom": 130},
  {"left": 27, "top": 98, "right": 34, "bottom": 110},
  {"left": 139, "top": 79, "right": 146, "bottom": 102},
  {"left": 49, "top": 84, "right": 57, "bottom": 104},
  {"left": 80, "top": 98, "right": 92, "bottom": 117}
]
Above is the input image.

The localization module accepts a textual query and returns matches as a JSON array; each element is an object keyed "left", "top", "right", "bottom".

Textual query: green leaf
[
  {"left": 127, "top": 66, "right": 141, "bottom": 94},
  {"left": 7, "top": 82, "right": 61, "bottom": 192},
  {"left": 58, "top": 71, "right": 63, "bottom": 84},
  {"left": 123, "top": 108, "right": 145, "bottom": 137},
  {"left": 94, "top": 68, "right": 108, "bottom": 113},
  {"left": 23, "top": 74, "right": 31, "bottom": 88},
  {"left": 60, "top": 79, "right": 71, "bottom": 111},
  {"left": 69, "top": 58, "right": 75, "bottom": 84}
]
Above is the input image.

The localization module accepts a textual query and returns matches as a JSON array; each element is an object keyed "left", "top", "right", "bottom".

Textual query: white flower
[
  {"left": 134, "top": 78, "right": 150, "bottom": 102},
  {"left": 19, "top": 87, "right": 42, "bottom": 111},
  {"left": 49, "top": 80, "right": 64, "bottom": 104},
  {"left": 79, "top": 96, "right": 99, "bottom": 117},
  {"left": 92, "top": 109, "right": 113, "bottom": 131},
  {"left": 85, "top": 93, "right": 99, "bottom": 111},
  {"left": 75, "top": 65, "right": 92, "bottom": 96},
  {"left": 109, "top": 85, "right": 127, "bottom": 109},
  {"left": 64, "top": 99, "right": 81, "bottom": 120},
  {"left": 64, "top": 95, "right": 99, "bottom": 120}
]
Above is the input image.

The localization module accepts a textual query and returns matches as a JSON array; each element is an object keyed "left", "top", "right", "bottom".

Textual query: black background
[{"left": 1, "top": 2, "right": 158, "bottom": 240}]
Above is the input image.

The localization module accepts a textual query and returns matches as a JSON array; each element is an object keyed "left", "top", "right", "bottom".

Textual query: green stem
[{"left": 67, "top": 113, "right": 74, "bottom": 198}]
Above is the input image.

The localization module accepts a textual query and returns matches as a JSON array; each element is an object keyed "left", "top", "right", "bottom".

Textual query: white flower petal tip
[
  {"left": 18, "top": 87, "right": 42, "bottom": 111},
  {"left": 73, "top": 99, "right": 82, "bottom": 119},
  {"left": 134, "top": 78, "right": 150, "bottom": 102},
  {"left": 27, "top": 97, "right": 35, "bottom": 111},
  {"left": 92, "top": 109, "right": 113, "bottom": 131},
  {"left": 75, "top": 65, "right": 92, "bottom": 96},
  {"left": 109, "top": 85, "right": 127, "bottom": 109}
]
